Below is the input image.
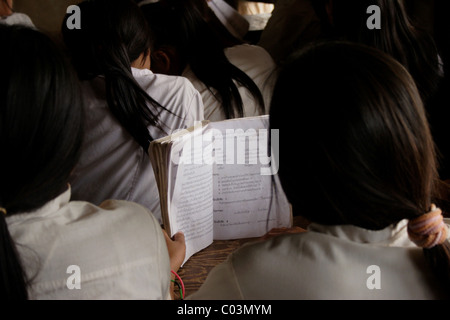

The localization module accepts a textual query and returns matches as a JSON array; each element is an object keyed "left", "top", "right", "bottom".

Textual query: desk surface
[{"left": 177, "top": 216, "right": 309, "bottom": 299}]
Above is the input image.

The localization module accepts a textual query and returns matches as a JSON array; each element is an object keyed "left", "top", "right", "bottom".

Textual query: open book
[{"left": 149, "top": 115, "right": 292, "bottom": 265}]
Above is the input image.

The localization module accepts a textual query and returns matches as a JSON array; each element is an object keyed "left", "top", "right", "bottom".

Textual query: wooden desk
[{"left": 176, "top": 216, "right": 309, "bottom": 299}]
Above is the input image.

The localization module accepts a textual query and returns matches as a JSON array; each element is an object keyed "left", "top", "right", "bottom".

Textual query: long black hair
[
  {"left": 140, "top": 0, "right": 265, "bottom": 119},
  {"left": 270, "top": 41, "right": 450, "bottom": 293},
  {"left": 0, "top": 24, "right": 84, "bottom": 300},
  {"left": 62, "top": 0, "right": 168, "bottom": 152}
]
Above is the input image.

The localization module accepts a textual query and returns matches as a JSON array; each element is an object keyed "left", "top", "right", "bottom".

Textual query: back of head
[
  {"left": 62, "top": 0, "right": 165, "bottom": 151},
  {"left": 0, "top": 24, "right": 84, "bottom": 299},
  {"left": 270, "top": 41, "right": 436, "bottom": 230},
  {"left": 0, "top": 25, "right": 83, "bottom": 214},
  {"left": 270, "top": 40, "right": 450, "bottom": 294},
  {"left": 140, "top": 0, "right": 226, "bottom": 56},
  {"left": 62, "top": 0, "right": 152, "bottom": 80},
  {"left": 140, "top": 0, "right": 265, "bottom": 119},
  {"left": 138, "top": 0, "right": 187, "bottom": 73}
]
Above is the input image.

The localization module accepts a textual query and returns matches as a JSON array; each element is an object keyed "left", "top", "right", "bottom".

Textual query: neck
[{"left": 131, "top": 52, "right": 151, "bottom": 70}]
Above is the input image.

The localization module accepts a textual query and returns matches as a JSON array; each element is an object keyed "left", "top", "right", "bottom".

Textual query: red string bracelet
[{"left": 171, "top": 270, "right": 185, "bottom": 299}]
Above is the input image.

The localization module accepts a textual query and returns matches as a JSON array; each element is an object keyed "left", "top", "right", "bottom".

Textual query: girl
[
  {"left": 188, "top": 41, "right": 450, "bottom": 299},
  {"left": 62, "top": 0, "right": 204, "bottom": 222},
  {"left": 0, "top": 24, "right": 185, "bottom": 300},
  {"left": 140, "top": 0, "right": 275, "bottom": 121}
]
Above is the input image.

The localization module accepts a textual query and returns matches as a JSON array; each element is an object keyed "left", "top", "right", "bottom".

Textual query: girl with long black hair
[
  {"left": 0, "top": 24, "right": 185, "bottom": 300},
  {"left": 188, "top": 41, "right": 450, "bottom": 299},
  {"left": 140, "top": 0, "right": 275, "bottom": 121},
  {"left": 62, "top": 0, "right": 204, "bottom": 221}
]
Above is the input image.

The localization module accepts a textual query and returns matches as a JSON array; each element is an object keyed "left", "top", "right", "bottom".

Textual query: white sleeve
[{"left": 183, "top": 86, "right": 205, "bottom": 127}]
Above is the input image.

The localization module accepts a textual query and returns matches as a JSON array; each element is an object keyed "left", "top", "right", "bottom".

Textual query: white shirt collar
[
  {"left": 307, "top": 220, "right": 412, "bottom": 247},
  {"left": 131, "top": 67, "right": 154, "bottom": 77},
  {"left": 0, "top": 12, "right": 35, "bottom": 28}
]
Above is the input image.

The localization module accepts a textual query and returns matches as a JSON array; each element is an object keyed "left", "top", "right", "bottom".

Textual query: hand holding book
[{"left": 149, "top": 115, "right": 292, "bottom": 265}]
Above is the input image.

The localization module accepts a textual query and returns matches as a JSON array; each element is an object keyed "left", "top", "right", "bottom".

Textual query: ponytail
[
  {"left": 101, "top": 42, "right": 165, "bottom": 151},
  {"left": 189, "top": 47, "right": 265, "bottom": 119}
]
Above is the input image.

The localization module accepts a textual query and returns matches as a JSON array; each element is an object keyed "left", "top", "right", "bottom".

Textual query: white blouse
[
  {"left": 69, "top": 68, "right": 204, "bottom": 223},
  {"left": 188, "top": 218, "right": 450, "bottom": 300},
  {"left": 6, "top": 187, "right": 172, "bottom": 300},
  {"left": 182, "top": 44, "right": 277, "bottom": 122}
]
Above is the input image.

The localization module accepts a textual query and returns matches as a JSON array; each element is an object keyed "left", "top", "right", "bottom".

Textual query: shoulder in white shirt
[
  {"left": 132, "top": 67, "right": 204, "bottom": 137},
  {"left": 6, "top": 187, "right": 172, "bottom": 300},
  {"left": 188, "top": 219, "right": 450, "bottom": 300}
]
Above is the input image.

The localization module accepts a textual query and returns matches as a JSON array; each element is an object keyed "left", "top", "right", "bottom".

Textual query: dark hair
[
  {"left": 0, "top": 24, "right": 84, "bottom": 299},
  {"left": 312, "top": 0, "right": 442, "bottom": 106},
  {"left": 140, "top": 0, "right": 265, "bottom": 119},
  {"left": 429, "top": 0, "right": 450, "bottom": 181},
  {"left": 270, "top": 40, "right": 450, "bottom": 293},
  {"left": 62, "top": 0, "right": 168, "bottom": 152}
]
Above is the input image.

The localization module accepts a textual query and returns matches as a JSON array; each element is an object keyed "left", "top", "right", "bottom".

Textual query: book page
[
  {"left": 208, "top": 115, "right": 291, "bottom": 240},
  {"left": 168, "top": 125, "right": 214, "bottom": 265}
]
